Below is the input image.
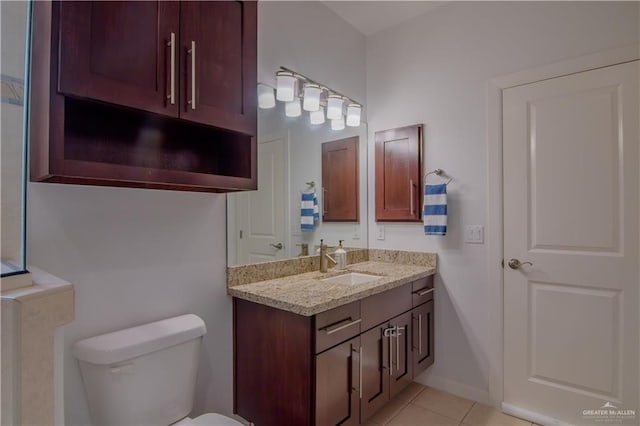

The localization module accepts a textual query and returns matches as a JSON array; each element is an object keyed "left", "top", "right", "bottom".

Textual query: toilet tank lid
[{"left": 73, "top": 314, "right": 206, "bottom": 365}]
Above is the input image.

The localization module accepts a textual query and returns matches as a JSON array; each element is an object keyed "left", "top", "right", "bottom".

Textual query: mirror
[
  {"left": 1, "top": 1, "right": 30, "bottom": 276},
  {"left": 227, "top": 104, "right": 368, "bottom": 265}
]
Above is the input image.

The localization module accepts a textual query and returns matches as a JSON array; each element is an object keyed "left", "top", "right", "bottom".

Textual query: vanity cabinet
[
  {"left": 233, "top": 274, "right": 435, "bottom": 426},
  {"left": 30, "top": 1, "right": 257, "bottom": 193},
  {"left": 375, "top": 125, "right": 423, "bottom": 222},
  {"left": 315, "top": 336, "right": 361, "bottom": 426}
]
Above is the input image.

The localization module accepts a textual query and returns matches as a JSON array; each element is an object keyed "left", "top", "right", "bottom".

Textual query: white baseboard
[
  {"left": 414, "top": 374, "right": 491, "bottom": 405},
  {"left": 502, "top": 402, "right": 571, "bottom": 426}
]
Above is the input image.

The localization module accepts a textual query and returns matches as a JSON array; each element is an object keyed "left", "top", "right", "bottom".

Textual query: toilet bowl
[{"left": 74, "top": 314, "right": 243, "bottom": 426}]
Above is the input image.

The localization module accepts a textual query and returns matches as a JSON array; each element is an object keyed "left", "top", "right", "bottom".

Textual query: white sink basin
[{"left": 321, "top": 272, "right": 382, "bottom": 285}]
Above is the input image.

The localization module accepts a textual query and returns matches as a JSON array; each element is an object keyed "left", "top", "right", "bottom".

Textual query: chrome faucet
[{"left": 319, "top": 239, "right": 337, "bottom": 273}]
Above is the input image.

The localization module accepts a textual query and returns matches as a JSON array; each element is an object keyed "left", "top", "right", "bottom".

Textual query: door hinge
[
  {"left": 239, "top": 230, "right": 243, "bottom": 239},
  {"left": 501, "top": 259, "right": 504, "bottom": 268}
]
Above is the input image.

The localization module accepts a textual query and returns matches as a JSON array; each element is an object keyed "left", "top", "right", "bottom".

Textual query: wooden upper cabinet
[
  {"left": 180, "top": 1, "right": 257, "bottom": 135},
  {"left": 58, "top": 1, "right": 180, "bottom": 117},
  {"left": 322, "top": 137, "right": 359, "bottom": 222},
  {"left": 375, "top": 125, "right": 423, "bottom": 222}
]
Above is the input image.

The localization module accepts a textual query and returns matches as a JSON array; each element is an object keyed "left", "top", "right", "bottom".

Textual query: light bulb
[
  {"left": 346, "top": 103, "right": 361, "bottom": 127},
  {"left": 257, "top": 84, "right": 275, "bottom": 109},
  {"left": 276, "top": 71, "right": 296, "bottom": 102},
  {"left": 326, "top": 95, "right": 344, "bottom": 120},
  {"left": 331, "top": 117, "right": 345, "bottom": 131},
  {"left": 310, "top": 108, "right": 325, "bottom": 125},
  {"left": 303, "top": 84, "right": 322, "bottom": 111},
  {"left": 285, "top": 98, "right": 301, "bottom": 117}
]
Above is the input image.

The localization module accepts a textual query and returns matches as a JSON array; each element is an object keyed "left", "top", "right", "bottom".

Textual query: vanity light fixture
[
  {"left": 326, "top": 95, "right": 344, "bottom": 120},
  {"left": 346, "top": 103, "right": 362, "bottom": 127},
  {"left": 302, "top": 83, "right": 322, "bottom": 111},
  {"left": 276, "top": 71, "right": 296, "bottom": 102},
  {"left": 263, "top": 66, "right": 363, "bottom": 130},
  {"left": 285, "top": 98, "right": 302, "bottom": 117},
  {"left": 310, "top": 108, "right": 325, "bottom": 125},
  {"left": 331, "top": 117, "right": 345, "bottom": 131},
  {"left": 257, "top": 84, "right": 276, "bottom": 109}
]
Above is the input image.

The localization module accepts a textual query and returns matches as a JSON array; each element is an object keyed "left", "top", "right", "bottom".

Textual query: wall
[
  {"left": 25, "top": 2, "right": 366, "bottom": 424},
  {"left": 365, "top": 1, "right": 640, "bottom": 401}
]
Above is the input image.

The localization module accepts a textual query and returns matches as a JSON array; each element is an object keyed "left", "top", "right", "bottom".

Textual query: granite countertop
[{"left": 227, "top": 261, "right": 436, "bottom": 316}]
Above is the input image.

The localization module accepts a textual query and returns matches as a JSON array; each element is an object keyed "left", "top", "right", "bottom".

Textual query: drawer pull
[
  {"left": 414, "top": 288, "right": 434, "bottom": 297},
  {"left": 322, "top": 317, "right": 361, "bottom": 335}
]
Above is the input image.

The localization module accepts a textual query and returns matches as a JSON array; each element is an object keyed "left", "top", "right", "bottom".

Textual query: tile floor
[{"left": 364, "top": 383, "right": 535, "bottom": 426}]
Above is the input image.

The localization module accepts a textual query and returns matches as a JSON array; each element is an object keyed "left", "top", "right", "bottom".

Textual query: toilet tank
[{"left": 73, "top": 314, "right": 207, "bottom": 426}]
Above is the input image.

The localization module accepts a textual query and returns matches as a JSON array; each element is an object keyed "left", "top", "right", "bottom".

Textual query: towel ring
[{"left": 424, "top": 169, "right": 453, "bottom": 185}]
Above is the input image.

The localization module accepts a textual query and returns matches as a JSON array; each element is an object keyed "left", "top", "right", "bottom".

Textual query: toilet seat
[{"left": 174, "top": 413, "right": 244, "bottom": 426}]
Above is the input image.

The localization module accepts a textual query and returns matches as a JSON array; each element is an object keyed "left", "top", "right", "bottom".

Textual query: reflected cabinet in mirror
[{"left": 227, "top": 106, "right": 368, "bottom": 265}]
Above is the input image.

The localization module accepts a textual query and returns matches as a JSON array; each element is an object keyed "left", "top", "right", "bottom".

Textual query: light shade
[
  {"left": 303, "top": 84, "right": 322, "bottom": 111},
  {"left": 331, "top": 117, "right": 345, "bottom": 131},
  {"left": 346, "top": 103, "right": 361, "bottom": 127},
  {"left": 285, "top": 98, "right": 302, "bottom": 117},
  {"left": 276, "top": 71, "right": 296, "bottom": 102},
  {"left": 257, "top": 84, "right": 275, "bottom": 109},
  {"left": 326, "top": 95, "right": 344, "bottom": 120},
  {"left": 310, "top": 108, "right": 325, "bottom": 125}
]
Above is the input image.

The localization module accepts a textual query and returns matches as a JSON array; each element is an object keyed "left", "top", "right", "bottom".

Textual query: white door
[
  {"left": 503, "top": 61, "right": 639, "bottom": 425},
  {"left": 236, "top": 136, "right": 288, "bottom": 264}
]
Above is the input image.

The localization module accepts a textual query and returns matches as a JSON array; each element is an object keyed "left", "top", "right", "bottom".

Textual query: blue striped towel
[
  {"left": 423, "top": 184, "right": 447, "bottom": 235},
  {"left": 301, "top": 191, "right": 319, "bottom": 232}
]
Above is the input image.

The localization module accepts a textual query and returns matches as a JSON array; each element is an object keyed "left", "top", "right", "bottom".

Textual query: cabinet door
[
  {"left": 322, "top": 137, "right": 359, "bottom": 222},
  {"left": 412, "top": 301, "right": 435, "bottom": 376},
  {"left": 58, "top": 1, "right": 179, "bottom": 117},
  {"left": 389, "top": 312, "right": 413, "bottom": 398},
  {"left": 375, "top": 125, "right": 423, "bottom": 221},
  {"left": 361, "top": 324, "right": 391, "bottom": 422},
  {"left": 315, "top": 336, "right": 360, "bottom": 426},
  {"left": 179, "top": 1, "right": 257, "bottom": 135}
]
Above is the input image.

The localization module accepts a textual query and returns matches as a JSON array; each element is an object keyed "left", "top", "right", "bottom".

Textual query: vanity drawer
[
  {"left": 314, "top": 301, "right": 361, "bottom": 354},
  {"left": 361, "top": 283, "right": 412, "bottom": 331},
  {"left": 412, "top": 275, "right": 434, "bottom": 307}
]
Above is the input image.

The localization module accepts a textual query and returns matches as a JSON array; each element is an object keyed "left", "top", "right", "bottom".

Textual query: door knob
[
  {"left": 508, "top": 258, "right": 533, "bottom": 270},
  {"left": 270, "top": 243, "right": 284, "bottom": 250}
]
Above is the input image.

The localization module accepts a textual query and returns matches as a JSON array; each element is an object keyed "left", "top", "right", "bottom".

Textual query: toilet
[{"left": 73, "top": 314, "right": 243, "bottom": 426}]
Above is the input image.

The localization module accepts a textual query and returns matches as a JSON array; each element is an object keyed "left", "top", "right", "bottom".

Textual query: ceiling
[{"left": 323, "top": 1, "right": 446, "bottom": 36}]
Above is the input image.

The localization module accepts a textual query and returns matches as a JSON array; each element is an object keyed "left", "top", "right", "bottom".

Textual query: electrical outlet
[
  {"left": 353, "top": 227, "right": 361, "bottom": 240},
  {"left": 377, "top": 225, "right": 385, "bottom": 241},
  {"left": 465, "top": 225, "right": 484, "bottom": 244}
]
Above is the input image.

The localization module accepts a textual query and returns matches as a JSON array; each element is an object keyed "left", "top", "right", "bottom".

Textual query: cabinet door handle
[
  {"left": 188, "top": 41, "right": 196, "bottom": 110},
  {"left": 322, "top": 187, "right": 328, "bottom": 216},
  {"left": 414, "top": 288, "right": 434, "bottom": 297},
  {"left": 322, "top": 318, "right": 361, "bottom": 335},
  {"left": 409, "top": 179, "right": 415, "bottom": 216},
  {"left": 167, "top": 32, "right": 175, "bottom": 105},
  {"left": 396, "top": 326, "right": 403, "bottom": 374},
  {"left": 418, "top": 314, "right": 423, "bottom": 355},
  {"left": 359, "top": 345, "right": 363, "bottom": 399},
  {"left": 387, "top": 326, "right": 395, "bottom": 376}
]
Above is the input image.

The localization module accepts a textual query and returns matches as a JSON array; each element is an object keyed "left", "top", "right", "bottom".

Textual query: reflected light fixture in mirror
[
  {"left": 303, "top": 83, "right": 322, "bottom": 111},
  {"left": 310, "top": 108, "right": 325, "bottom": 125},
  {"left": 326, "top": 95, "right": 344, "bottom": 120},
  {"left": 276, "top": 70, "right": 296, "bottom": 102},
  {"left": 346, "top": 103, "right": 361, "bottom": 127},
  {"left": 258, "top": 83, "right": 276, "bottom": 109},
  {"left": 285, "top": 98, "right": 302, "bottom": 117},
  {"left": 331, "top": 117, "right": 345, "bottom": 131}
]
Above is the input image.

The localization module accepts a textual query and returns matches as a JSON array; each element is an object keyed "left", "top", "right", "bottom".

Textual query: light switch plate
[
  {"left": 465, "top": 225, "right": 484, "bottom": 244},
  {"left": 377, "top": 225, "right": 385, "bottom": 240}
]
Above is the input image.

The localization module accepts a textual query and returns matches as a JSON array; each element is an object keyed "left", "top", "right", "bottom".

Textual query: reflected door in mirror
[
  {"left": 236, "top": 137, "right": 287, "bottom": 264},
  {"left": 322, "top": 137, "right": 359, "bottom": 222}
]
